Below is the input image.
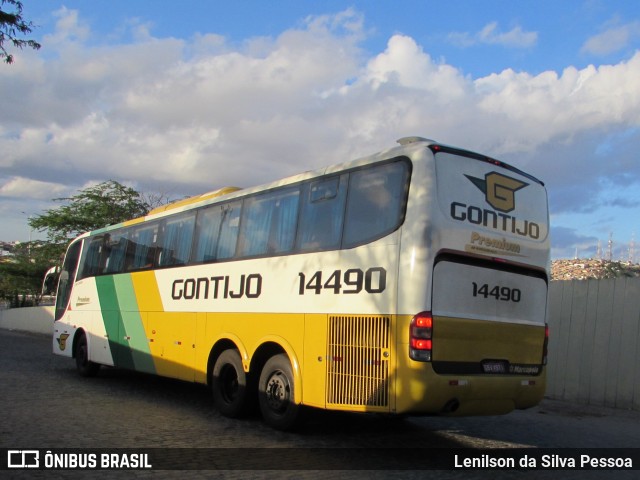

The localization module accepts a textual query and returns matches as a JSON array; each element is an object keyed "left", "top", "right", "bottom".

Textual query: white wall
[{"left": 0, "top": 306, "right": 54, "bottom": 335}]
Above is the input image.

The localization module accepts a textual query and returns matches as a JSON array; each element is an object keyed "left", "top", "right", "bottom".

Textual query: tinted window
[
  {"left": 128, "top": 223, "right": 159, "bottom": 271},
  {"left": 296, "top": 174, "right": 347, "bottom": 251},
  {"left": 66, "top": 159, "right": 410, "bottom": 275},
  {"left": 104, "top": 231, "right": 129, "bottom": 274},
  {"left": 342, "top": 161, "right": 410, "bottom": 248},
  {"left": 55, "top": 240, "right": 82, "bottom": 320},
  {"left": 193, "top": 200, "right": 241, "bottom": 263},
  {"left": 78, "top": 235, "right": 106, "bottom": 279},
  {"left": 215, "top": 201, "right": 241, "bottom": 260},
  {"left": 158, "top": 213, "right": 195, "bottom": 267},
  {"left": 238, "top": 187, "right": 300, "bottom": 257}
]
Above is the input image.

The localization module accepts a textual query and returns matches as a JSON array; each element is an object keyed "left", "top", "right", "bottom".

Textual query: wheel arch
[
  {"left": 206, "top": 334, "right": 303, "bottom": 405},
  {"left": 206, "top": 334, "right": 248, "bottom": 387},
  {"left": 71, "top": 328, "right": 87, "bottom": 359}
]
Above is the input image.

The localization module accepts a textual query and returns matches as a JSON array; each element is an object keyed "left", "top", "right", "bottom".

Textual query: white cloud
[
  {"left": 1, "top": 8, "right": 639, "bottom": 250},
  {"left": 448, "top": 22, "right": 538, "bottom": 48},
  {"left": 0, "top": 177, "right": 68, "bottom": 200},
  {"left": 479, "top": 22, "right": 538, "bottom": 48},
  {"left": 473, "top": 53, "right": 640, "bottom": 152},
  {"left": 44, "top": 7, "right": 91, "bottom": 45},
  {"left": 361, "top": 35, "right": 468, "bottom": 94},
  {"left": 581, "top": 20, "right": 640, "bottom": 56}
]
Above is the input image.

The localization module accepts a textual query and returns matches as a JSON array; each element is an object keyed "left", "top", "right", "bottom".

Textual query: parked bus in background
[
  {"left": 53, "top": 137, "right": 550, "bottom": 430},
  {"left": 42, "top": 266, "right": 60, "bottom": 296}
]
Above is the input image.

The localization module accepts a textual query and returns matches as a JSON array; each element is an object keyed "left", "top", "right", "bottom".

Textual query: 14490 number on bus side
[{"left": 298, "top": 267, "right": 387, "bottom": 295}]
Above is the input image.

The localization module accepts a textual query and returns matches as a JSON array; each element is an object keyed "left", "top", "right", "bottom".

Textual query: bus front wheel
[
  {"left": 75, "top": 332, "right": 100, "bottom": 377},
  {"left": 212, "top": 349, "right": 250, "bottom": 418},
  {"left": 258, "top": 354, "right": 300, "bottom": 430}
]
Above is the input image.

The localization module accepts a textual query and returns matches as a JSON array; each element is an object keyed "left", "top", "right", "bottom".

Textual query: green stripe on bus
[
  {"left": 113, "top": 275, "right": 155, "bottom": 374},
  {"left": 95, "top": 275, "right": 155, "bottom": 374}
]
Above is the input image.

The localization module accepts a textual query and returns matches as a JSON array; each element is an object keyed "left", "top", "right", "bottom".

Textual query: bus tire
[
  {"left": 75, "top": 332, "right": 100, "bottom": 377},
  {"left": 258, "top": 354, "right": 300, "bottom": 431},
  {"left": 212, "top": 349, "right": 250, "bottom": 418}
]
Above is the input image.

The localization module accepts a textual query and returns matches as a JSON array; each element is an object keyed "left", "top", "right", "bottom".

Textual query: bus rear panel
[{"left": 395, "top": 141, "right": 549, "bottom": 416}]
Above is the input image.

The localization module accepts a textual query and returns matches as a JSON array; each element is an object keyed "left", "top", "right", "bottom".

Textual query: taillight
[
  {"left": 410, "top": 311, "right": 433, "bottom": 362},
  {"left": 542, "top": 324, "right": 549, "bottom": 365}
]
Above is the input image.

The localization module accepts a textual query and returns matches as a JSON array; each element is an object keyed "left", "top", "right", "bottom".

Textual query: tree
[
  {"left": 0, "top": 241, "right": 50, "bottom": 306},
  {"left": 29, "top": 180, "right": 151, "bottom": 257},
  {"left": 0, "top": 0, "right": 41, "bottom": 64},
  {"left": 0, "top": 181, "right": 154, "bottom": 307}
]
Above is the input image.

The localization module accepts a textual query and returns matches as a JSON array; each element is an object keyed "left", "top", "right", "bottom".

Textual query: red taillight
[
  {"left": 410, "top": 311, "right": 433, "bottom": 362},
  {"left": 415, "top": 316, "right": 432, "bottom": 328},
  {"left": 542, "top": 324, "right": 549, "bottom": 365},
  {"left": 411, "top": 338, "right": 432, "bottom": 350}
]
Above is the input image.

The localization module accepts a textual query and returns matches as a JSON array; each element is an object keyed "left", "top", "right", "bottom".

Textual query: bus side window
[
  {"left": 104, "top": 231, "right": 129, "bottom": 274},
  {"left": 238, "top": 187, "right": 300, "bottom": 257},
  {"left": 217, "top": 201, "right": 241, "bottom": 260},
  {"left": 158, "top": 213, "right": 195, "bottom": 267},
  {"left": 193, "top": 205, "right": 224, "bottom": 263},
  {"left": 78, "top": 235, "right": 106, "bottom": 279},
  {"left": 128, "top": 223, "right": 159, "bottom": 271},
  {"left": 296, "top": 175, "right": 347, "bottom": 252},
  {"left": 342, "top": 161, "right": 410, "bottom": 248},
  {"left": 192, "top": 201, "right": 241, "bottom": 263}
]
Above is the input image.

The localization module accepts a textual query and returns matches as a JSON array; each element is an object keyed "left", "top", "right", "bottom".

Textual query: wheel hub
[
  {"left": 220, "top": 366, "right": 239, "bottom": 402},
  {"left": 265, "top": 372, "right": 289, "bottom": 411}
]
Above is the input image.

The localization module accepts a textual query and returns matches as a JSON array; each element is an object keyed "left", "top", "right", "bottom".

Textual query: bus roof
[{"left": 76, "top": 135, "right": 542, "bottom": 238}]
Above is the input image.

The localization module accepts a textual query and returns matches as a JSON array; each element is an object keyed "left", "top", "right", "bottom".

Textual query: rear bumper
[{"left": 394, "top": 361, "right": 546, "bottom": 416}]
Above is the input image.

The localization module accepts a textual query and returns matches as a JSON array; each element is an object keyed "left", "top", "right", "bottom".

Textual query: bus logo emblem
[
  {"left": 465, "top": 172, "right": 528, "bottom": 213},
  {"left": 57, "top": 333, "right": 70, "bottom": 351}
]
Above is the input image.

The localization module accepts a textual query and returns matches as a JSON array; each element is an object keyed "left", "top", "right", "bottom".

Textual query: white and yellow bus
[{"left": 53, "top": 137, "right": 550, "bottom": 430}]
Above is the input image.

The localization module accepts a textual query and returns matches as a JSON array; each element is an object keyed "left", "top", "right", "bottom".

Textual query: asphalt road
[{"left": 1, "top": 329, "right": 638, "bottom": 479}]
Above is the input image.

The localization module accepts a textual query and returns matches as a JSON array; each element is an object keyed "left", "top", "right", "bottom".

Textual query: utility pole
[{"left": 21, "top": 211, "right": 33, "bottom": 260}]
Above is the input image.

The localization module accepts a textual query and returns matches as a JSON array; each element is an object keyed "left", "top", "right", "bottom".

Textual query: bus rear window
[{"left": 342, "top": 160, "right": 410, "bottom": 248}]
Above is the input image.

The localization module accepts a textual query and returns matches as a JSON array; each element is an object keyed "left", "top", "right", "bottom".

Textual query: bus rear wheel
[
  {"left": 258, "top": 354, "right": 300, "bottom": 430},
  {"left": 75, "top": 332, "right": 100, "bottom": 377},
  {"left": 212, "top": 349, "right": 251, "bottom": 418}
]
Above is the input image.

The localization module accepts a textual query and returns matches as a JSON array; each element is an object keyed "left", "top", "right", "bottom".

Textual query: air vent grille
[{"left": 326, "top": 315, "right": 390, "bottom": 408}]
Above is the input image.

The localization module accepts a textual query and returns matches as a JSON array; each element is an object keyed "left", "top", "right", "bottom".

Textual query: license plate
[{"left": 482, "top": 361, "right": 507, "bottom": 374}]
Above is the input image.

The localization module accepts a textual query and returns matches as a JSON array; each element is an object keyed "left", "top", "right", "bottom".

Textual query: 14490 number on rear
[{"left": 472, "top": 282, "right": 521, "bottom": 302}]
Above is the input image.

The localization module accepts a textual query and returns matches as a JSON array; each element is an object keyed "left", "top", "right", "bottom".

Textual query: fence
[{"left": 546, "top": 277, "right": 640, "bottom": 411}]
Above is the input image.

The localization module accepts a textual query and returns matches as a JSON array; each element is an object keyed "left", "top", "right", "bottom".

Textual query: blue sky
[{"left": 1, "top": 0, "right": 639, "bottom": 259}]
